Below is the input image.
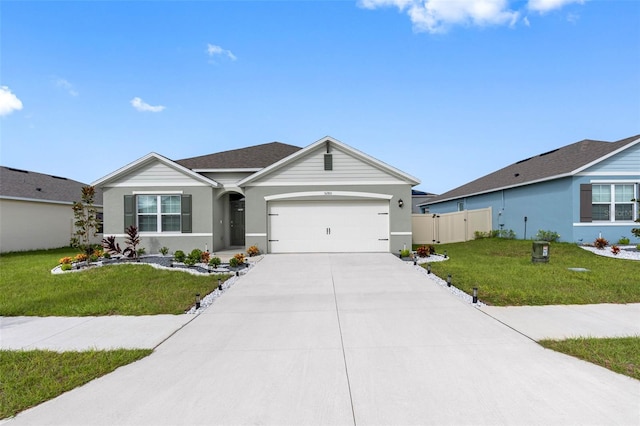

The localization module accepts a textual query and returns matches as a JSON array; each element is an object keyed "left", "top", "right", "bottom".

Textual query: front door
[{"left": 230, "top": 197, "right": 245, "bottom": 246}]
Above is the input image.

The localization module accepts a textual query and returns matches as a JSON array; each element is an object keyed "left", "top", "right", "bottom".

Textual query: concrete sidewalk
[
  {"left": 3, "top": 303, "right": 637, "bottom": 352},
  {"left": 3, "top": 253, "right": 639, "bottom": 425},
  {"left": 479, "top": 303, "right": 640, "bottom": 340},
  {"left": 0, "top": 315, "right": 195, "bottom": 351}
]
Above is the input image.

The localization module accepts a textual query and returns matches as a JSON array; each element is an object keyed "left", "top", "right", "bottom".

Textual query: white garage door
[{"left": 268, "top": 200, "right": 390, "bottom": 253}]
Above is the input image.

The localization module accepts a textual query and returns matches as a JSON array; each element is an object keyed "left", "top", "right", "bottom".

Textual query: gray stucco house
[
  {"left": 93, "top": 136, "right": 420, "bottom": 254},
  {"left": 420, "top": 134, "right": 640, "bottom": 244}
]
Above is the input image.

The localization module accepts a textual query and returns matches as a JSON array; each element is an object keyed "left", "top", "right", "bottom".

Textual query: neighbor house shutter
[
  {"left": 181, "top": 194, "right": 192, "bottom": 233},
  {"left": 124, "top": 195, "right": 136, "bottom": 230},
  {"left": 580, "top": 184, "right": 592, "bottom": 222}
]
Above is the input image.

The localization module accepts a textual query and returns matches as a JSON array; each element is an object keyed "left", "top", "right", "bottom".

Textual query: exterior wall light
[{"left": 398, "top": 199, "right": 404, "bottom": 208}]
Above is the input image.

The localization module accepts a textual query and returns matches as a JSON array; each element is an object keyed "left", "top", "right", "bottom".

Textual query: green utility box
[{"left": 532, "top": 241, "right": 550, "bottom": 263}]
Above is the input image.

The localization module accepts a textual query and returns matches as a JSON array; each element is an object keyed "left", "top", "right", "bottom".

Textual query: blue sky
[{"left": 1, "top": 0, "right": 638, "bottom": 194}]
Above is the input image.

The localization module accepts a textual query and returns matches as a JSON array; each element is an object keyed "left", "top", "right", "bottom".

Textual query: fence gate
[{"left": 412, "top": 207, "right": 492, "bottom": 245}]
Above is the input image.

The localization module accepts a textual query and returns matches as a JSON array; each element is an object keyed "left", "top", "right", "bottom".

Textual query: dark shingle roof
[
  {"left": 426, "top": 134, "right": 640, "bottom": 204},
  {"left": 175, "top": 142, "right": 302, "bottom": 170},
  {"left": 0, "top": 166, "right": 103, "bottom": 205}
]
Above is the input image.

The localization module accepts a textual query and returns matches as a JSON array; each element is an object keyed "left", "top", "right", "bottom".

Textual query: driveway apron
[{"left": 6, "top": 254, "right": 639, "bottom": 425}]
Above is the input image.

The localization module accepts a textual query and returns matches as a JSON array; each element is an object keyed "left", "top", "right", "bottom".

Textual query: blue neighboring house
[{"left": 420, "top": 134, "right": 640, "bottom": 244}]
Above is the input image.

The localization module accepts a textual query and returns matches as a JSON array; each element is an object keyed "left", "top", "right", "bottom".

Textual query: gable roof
[
  {"left": 424, "top": 134, "right": 640, "bottom": 205},
  {"left": 92, "top": 152, "right": 219, "bottom": 187},
  {"left": 175, "top": 142, "right": 302, "bottom": 170},
  {"left": 237, "top": 136, "right": 421, "bottom": 187},
  {"left": 0, "top": 166, "right": 103, "bottom": 205}
]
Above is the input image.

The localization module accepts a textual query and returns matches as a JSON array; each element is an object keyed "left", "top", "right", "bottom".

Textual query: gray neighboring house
[
  {"left": 420, "top": 134, "right": 640, "bottom": 243},
  {"left": 0, "top": 166, "right": 103, "bottom": 253},
  {"left": 93, "top": 136, "right": 420, "bottom": 254},
  {"left": 411, "top": 189, "right": 437, "bottom": 213}
]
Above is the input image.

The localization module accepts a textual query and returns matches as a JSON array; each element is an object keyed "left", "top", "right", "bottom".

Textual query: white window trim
[
  {"left": 133, "top": 190, "right": 183, "bottom": 195},
  {"left": 590, "top": 183, "right": 638, "bottom": 223}
]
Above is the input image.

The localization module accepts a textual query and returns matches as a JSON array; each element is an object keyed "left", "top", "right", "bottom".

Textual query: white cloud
[
  {"left": 55, "top": 78, "right": 79, "bottom": 96},
  {"left": 360, "top": 0, "right": 519, "bottom": 33},
  {"left": 566, "top": 12, "right": 580, "bottom": 24},
  {"left": 206, "top": 43, "right": 237, "bottom": 61},
  {"left": 0, "top": 86, "right": 23, "bottom": 116},
  {"left": 130, "top": 97, "right": 166, "bottom": 113},
  {"left": 359, "top": 0, "right": 585, "bottom": 32},
  {"left": 528, "top": 0, "right": 584, "bottom": 14}
]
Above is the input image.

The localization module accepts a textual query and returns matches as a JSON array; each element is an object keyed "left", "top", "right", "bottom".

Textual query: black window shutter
[
  {"left": 580, "top": 184, "right": 592, "bottom": 222},
  {"left": 181, "top": 194, "right": 192, "bottom": 233},
  {"left": 124, "top": 195, "right": 135, "bottom": 230}
]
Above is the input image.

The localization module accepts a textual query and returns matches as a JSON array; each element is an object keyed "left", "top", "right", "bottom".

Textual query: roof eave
[
  {"left": 192, "top": 168, "right": 262, "bottom": 173},
  {"left": 92, "top": 153, "right": 220, "bottom": 187},
  {"left": 238, "top": 136, "right": 421, "bottom": 187},
  {"left": 572, "top": 136, "right": 640, "bottom": 174},
  {"left": 423, "top": 172, "right": 574, "bottom": 205}
]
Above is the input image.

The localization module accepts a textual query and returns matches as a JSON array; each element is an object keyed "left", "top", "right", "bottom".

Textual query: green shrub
[
  {"left": 474, "top": 231, "right": 490, "bottom": 239},
  {"left": 137, "top": 247, "right": 146, "bottom": 256},
  {"left": 102, "top": 252, "right": 111, "bottom": 259},
  {"left": 535, "top": 230, "right": 561, "bottom": 242},
  {"left": 189, "top": 249, "right": 202, "bottom": 260},
  {"left": 617, "top": 237, "right": 630, "bottom": 245},
  {"left": 60, "top": 263, "right": 72, "bottom": 271},
  {"left": 183, "top": 256, "right": 197, "bottom": 266},
  {"left": 159, "top": 246, "right": 169, "bottom": 256},
  {"left": 229, "top": 257, "right": 239, "bottom": 267},
  {"left": 208, "top": 257, "right": 221, "bottom": 268},
  {"left": 497, "top": 229, "right": 516, "bottom": 239},
  {"left": 173, "top": 250, "right": 186, "bottom": 263},
  {"left": 400, "top": 249, "right": 411, "bottom": 258},
  {"left": 89, "top": 254, "right": 99, "bottom": 262}
]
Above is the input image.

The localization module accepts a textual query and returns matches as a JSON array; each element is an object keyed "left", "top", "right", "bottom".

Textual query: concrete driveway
[{"left": 5, "top": 253, "right": 639, "bottom": 425}]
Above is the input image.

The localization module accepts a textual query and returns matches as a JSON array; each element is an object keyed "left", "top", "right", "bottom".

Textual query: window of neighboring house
[
  {"left": 96, "top": 212, "right": 104, "bottom": 234},
  {"left": 137, "top": 195, "right": 181, "bottom": 232},
  {"left": 592, "top": 184, "right": 637, "bottom": 222}
]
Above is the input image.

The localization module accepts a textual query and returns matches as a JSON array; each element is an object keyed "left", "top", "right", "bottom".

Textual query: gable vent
[{"left": 324, "top": 154, "right": 333, "bottom": 171}]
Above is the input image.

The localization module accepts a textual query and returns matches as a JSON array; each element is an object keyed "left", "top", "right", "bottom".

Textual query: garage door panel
[{"left": 268, "top": 200, "right": 389, "bottom": 253}]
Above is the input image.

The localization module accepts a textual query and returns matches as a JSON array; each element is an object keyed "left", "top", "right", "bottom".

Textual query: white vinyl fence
[{"left": 412, "top": 207, "right": 492, "bottom": 245}]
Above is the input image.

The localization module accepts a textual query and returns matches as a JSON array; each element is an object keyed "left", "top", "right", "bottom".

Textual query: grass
[
  {"left": 416, "top": 239, "right": 639, "bottom": 306},
  {"left": 0, "top": 247, "right": 230, "bottom": 316},
  {"left": 539, "top": 337, "right": 640, "bottom": 380},
  {"left": 0, "top": 349, "right": 152, "bottom": 419}
]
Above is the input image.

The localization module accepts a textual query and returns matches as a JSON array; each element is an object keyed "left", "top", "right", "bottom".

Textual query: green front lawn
[
  {"left": 0, "top": 248, "right": 229, "bottom": 316},
  {"left": 417, "top": 239, "right": 639, "bottom": 306},
  {"left": 0, "top": 349, "right": 152, "bottom": 419},
  {"left": 539, "top": 337, "right": 640, "bottom": 380}
]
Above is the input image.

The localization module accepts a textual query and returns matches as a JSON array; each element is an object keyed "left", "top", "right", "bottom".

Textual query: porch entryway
[{"left": 229, "top": 194, "right": 245, "bottom": 247}]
